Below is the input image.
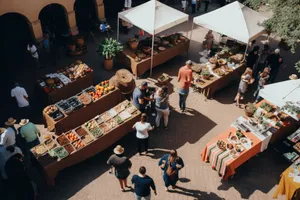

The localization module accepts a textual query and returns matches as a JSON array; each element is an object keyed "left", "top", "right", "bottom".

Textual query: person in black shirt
[
  {"left": 246, "top": 46, "right": 260, "bottom": 70},
  {"left": 266, "top": 49, "right": 284, "bottom": 83},
  {"left": 131, "top": 166, "right": 156, "bottom": 200}
]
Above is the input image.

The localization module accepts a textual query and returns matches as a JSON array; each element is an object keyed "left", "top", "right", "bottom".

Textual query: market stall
[
  {"left": 36, "top": 60, "right": 94, "bottom": 104},
  {"left": 43, "top": 82, "right": 119, "bottom": 134},
  {"left": 117, "top": 0, "right": 189, "bottom": 77},
  {"left": 201, "top": 100, "right": 298, "bottom": 179},
  {"left": 191, "top": 59, "right": 246, "bottom": 99},
  {"left": 33, "top": 99, "right": 141, "bottom": 186},
  {"left": 273, "top": 158, "right": 300, "bottom": 200}
]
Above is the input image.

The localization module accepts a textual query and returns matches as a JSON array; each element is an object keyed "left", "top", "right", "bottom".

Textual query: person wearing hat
[
  {"left": 266, "top": 48, "right": 285, "bottom": 83},
  {"left": 177, "top": 60, "right": 193, "bottom": 113},
  {"left": 132, "top": 81, "right": 152, "bottom": 113},
  {"left": 289, "top": 74, "right": 298, "bottom": 80},
  {"left": 0, "top": 118, "right": 17, "bottom": 147},
  {"left": 19, "top": 119, "right": 40, "bottom": 150},
  {"left": 107, "top": 145, "right": 132, "bottom": 192}
]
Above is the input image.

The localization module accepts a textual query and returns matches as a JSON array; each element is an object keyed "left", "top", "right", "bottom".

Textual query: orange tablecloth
[
  {"left": 273, "top": 164, "right": 300, "bottom": 200},
  {"left": 201, "top": 127, "right": 262, "bottom": 180}
]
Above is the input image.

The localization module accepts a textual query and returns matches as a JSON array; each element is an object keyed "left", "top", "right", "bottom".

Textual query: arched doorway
[
  {"left": 74, "top": 0, "right": 99, "bottom": 33},
  {"left": 39, "top": 4, "right": 70, "bottom": 38}
]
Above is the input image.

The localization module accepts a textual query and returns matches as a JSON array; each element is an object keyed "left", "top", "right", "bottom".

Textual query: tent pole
[
  {"left": 188, "top": 23, "right": 194, "bottom": 59},
  {"left": 242, "top": 42, "right": 249, "bottom": 63},
  {"left": 150, "top": 33, "right": 155, "bottom": 77},
  {"left": 117, "top": 17, "right": 120, "bottom": 41}
]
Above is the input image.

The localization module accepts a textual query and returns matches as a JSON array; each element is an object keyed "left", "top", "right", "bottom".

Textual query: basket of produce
[
  {"left": 101, "top": 112, "right": 112, "bottom": 122},
  {"left": 201, "top": 70, "right": 211, "bottom": 80},
  {"left": 157, "top": 73, "right": 170, "bottom": 85},
  {"left": 64, "top": 144, "right": 75, "bottom": 154},
  {"left": 66, "top": 96, "right": 83, "bottom": 110},
  {"left": 217, "top": 59, "right": 227, "bottom": 66},
  {"left": 214, "top": 68, "right": 225, "bottom": 76},
  {"left": 81, "top": 134, "right": 94, "bottom": 145},
  {"left": 84, "top": 120, "right": 103, "bottom": 138},
  {"left": 114, "top": 115, "right": 124, "bottom": 125},
  {"left": 44, "top": 105, "right": 58, "bottom": 115},
  {"left": 244, "top": 103, "right": 256, "bottom": 117},
  {"left": 106, "top": 118, "right": 117, "bottom": 130},
  {"left": 119, "top": 110, "right": 132, "bottom": 121},
  {"left": 78, "top": 92, "right": 92, "bottom": 105},
  {"left": 99, "top": 122, "right": 111, "bottom": 133},
  {"left": 44, "top": 139, "right": 57, "bottom": 150},
  {"left": 221, "top": 65, "right": 233, "bottom": 72},
  {"left": 209, "top": 57, "right": 217, "bottom": 64},
  {"left": 125, "top": 103, "right": 138, "bottom": 114},
  {"left": 230, "top": 54, "right": 244, "bottom": 63},
  {"left": 72, "top": 140, "right": 85, "bottom": 150},
  {"left": 114, "top": 103, "right": 126, "bottom": 113},
  {"left": 75, "top": 127, "right": 89, "bottom": 137},
  {"left": 65, "top": 131, "right": 79, "bottom": 142},
  {"left": 108, "top": 108, "right": 118, "bottom": 118},
  {"left": 44, "top": 105, "right": 64, "bottom": 121},
  {"left": 217, "top": 140, "right": 226, "bottom": 151},
  {"left": 31, "top": 144, "right": 48, "bottom": 157},
  {"left": 57, "top": 135, "right": 70, "bottom": 146},
  {"left": 51, "top": 146, "right": 69, "bottom": 160}
]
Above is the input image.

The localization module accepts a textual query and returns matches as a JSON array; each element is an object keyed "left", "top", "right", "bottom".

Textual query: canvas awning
[{"left": 193, "top": 1, "right": 268, "bottom": 44}]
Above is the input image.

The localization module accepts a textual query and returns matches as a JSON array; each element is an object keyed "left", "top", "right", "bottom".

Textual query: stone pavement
[{"left": 3, "top": 3, "right": 299, "bottom": 200}]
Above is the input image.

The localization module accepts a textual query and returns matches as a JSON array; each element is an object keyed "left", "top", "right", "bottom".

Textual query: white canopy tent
[
  {"left": 192, "top": 1, "right": 268, "bottom": 53},
  {"left": 259, "top": 79, "right": 300, "bottom": 120},
  {"left": 117, "top": 0, "right": 189, "bottom": 76}
]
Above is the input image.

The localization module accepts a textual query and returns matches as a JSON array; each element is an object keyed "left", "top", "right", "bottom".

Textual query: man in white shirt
[
  {"left": 0, "top": 125, "right": 16, "bottom": 147},
  {"left": 11, "top": 83, "right": 31, "bottom": 119},
  {"left": 124, "top": 0, "right": 132, "bottom": 9},
  {"left": 27, "top": 42, "right": 40, "bottom": 68}
]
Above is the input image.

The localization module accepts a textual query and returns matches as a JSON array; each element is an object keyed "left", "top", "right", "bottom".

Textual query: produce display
[
  {"left": 66, "top": 131, "right": 79, "bottom": 142},
  {"left": 56, "top": 100, "right": 73, "bottom": 114},
  {"left": 52, "top": 146, "right": 69, "bottom": 159},
  {"left": 84, "top": 120, "right": 103, "bottom": 138},
  {"left": 108, "top": 108, "right": 118, "bottom": 118},
  {"left": 99, "top": 122, "right": 111, "bottom": 133},
  {"left": 82, "top": 134, "right": 93, "bottom": 144},
  {"left": 66, "top": 96, "right": 83, "bottom": 110},
  {"left": 217, "top": 140, "right": 226, "bottom": 151},
  {"left": 44, "top": 139, "right": 57, "bottom": 150},
  {"left": 88, "top": 81, "right": 115, "bottom": 101},
  {"left": 44, "top": 105, "right": 64, "bottom": 121},
  {"left": 57, "top": 135, "right": 70, "bottom": 146},
  {"left": 101, "top": 112, "right": 112, "bottom": 121},
  {"left": 78, "top": 92, "right": 92, "bottom": 105},
  {"left": 106, "top": 118, "right": 117, "bottom": 129},
  {"left": 75, "top": 127, "right": 89, "bottom": 137},
  {"left": 114, "top": 103, "right": 126, "bottom": 113},
  {"left": 31, "top": 144, "right": 48, "bottom": 157},
  {"left": 64, "top": 144, "right": 75, "bottom": 154},
  {"left": 72, "top": 140, "right": 85, "bottom": 150},
  {"left": 119, "top": 111, "right": 132, "bottom": 121},
  {"left": 114, "top": 115, "right": 124, "bottom": 125}
]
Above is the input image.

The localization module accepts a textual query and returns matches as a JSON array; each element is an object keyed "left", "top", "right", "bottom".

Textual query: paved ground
[{"left": 2, "top": 2, "right": 299, "bottom": 200}]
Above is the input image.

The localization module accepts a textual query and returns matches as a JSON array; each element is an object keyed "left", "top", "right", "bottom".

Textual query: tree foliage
[{"left": 245, "top": 0, "right": 300, "bottom": 53}]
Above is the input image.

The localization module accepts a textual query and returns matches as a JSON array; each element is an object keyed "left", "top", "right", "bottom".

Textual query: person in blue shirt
[
  {"left": 131, "top": 166, "right": 157, "bottom": 200},
  {"left": 158, "top": 149, "right": 184, "bottom": 191},
  {"left": 132, "top": 82, "right": 149, "bottom": 113}
]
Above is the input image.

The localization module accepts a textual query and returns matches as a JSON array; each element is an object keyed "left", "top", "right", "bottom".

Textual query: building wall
[{"left": 0, "top": 0, "right": 105, "bottom": 40}]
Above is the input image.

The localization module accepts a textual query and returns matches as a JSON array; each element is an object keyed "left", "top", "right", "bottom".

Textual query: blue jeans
[
  {"left": 178, "top": 89, "right": 189, "bottom": 111},
  {"left": 254, "top": 85, "right": 262, "bottom": 100},
  {"left": 135, "top": 193, "right": 151, "bottom": 200}
]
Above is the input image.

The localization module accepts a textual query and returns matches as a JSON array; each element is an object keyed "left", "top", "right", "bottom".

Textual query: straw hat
[
  {"left": 0, "top": 128, "right": 6, "bottom": 134},
  {"left": 114, "top": 145, "right": 124, "bottom": 155},
  {"left": 289, "top": 74, "right": 298, "bottom": 80},
  {"left": 19, "top": 119, "right": 29, "bottom": 126},
  {"left": 5, "top": 117, "right": 16, "bottom": 126}
]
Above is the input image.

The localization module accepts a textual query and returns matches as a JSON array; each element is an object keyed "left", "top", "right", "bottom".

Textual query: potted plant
[
  {"left": 201, "top": 70, "right": 211, "bottom": 80},
  {"left": 97, "top": 38, "right": 123, "bottom": 70},
  {"left": 244, "top": 103, "right": 256, "bottom": 117},
  {"left": 128, "top": 34, "right": 139, "bottom": 50}
]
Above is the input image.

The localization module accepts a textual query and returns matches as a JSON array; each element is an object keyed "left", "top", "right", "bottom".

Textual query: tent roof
[
  {"left": 259, "top": 79, "right": 300, "bottom": 120},
  {"left": 193, "top": 1, "right": 268, "bottom": 43},
  {"left": 118, "top": 0, "right": 189, "bottom": 35}
]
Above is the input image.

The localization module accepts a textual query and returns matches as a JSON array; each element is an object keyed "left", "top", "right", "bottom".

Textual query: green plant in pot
[
  {"left": 97, "top": 38, "right": 123, "bottom": 70},
  {"left": 244, "top": 103, "right": 256, "bottom": 117}
]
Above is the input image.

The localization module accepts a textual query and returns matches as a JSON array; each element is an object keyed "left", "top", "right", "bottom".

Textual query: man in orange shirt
[{"left": 178, "top": 60, "right": 193, "bottom": 113}]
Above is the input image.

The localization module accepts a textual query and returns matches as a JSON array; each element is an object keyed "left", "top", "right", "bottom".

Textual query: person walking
[
  {"left": 178, "top": 60, "right": 193, "bottom": 113},
  {"left": 155, "top": 86, "right": 170, "bottom": 130},
  {"left": 254, "top": 68, "right": 270, "bottom": 103},
  {"left": 131, "top": 166, "right": 157, "bottom": 200},
  {"left": 1, "top": 118, "right": 17, "bottom": 147},
  {"left": 234, "top": 68, "right": 254, "bottom": 107},
  {"left": 27, "top": 42, "right": 40, "bottom": 68},
  {"left": 11, "top": 82, "right": 31, "bottom": 120},
  {"left": 107, "top": 145, "right": 132, "bottom": 192},
  {"left": 0, "top": 145, "right": 22, "bottom": 179},
  {"left": 255, "top": 44, "right": 270, "bottom": 77},
  {"left": 197, "top": 0, "right": 201, "bottom": 11},
  {"left": 266, "top": 49, "right": 285, "bottom": 83},
  {"left": 133, "top": 82, "right": 151, "bottom": 113},
  {"left": 246, "top": 46, "right": 260, "bottom": 70},
  {"left": 191, "top": 0, "right": 197, "bottom": 13},
  {"left": 204, "top": 0, "right": 211, "bottom": 12},
  {"left": 132, "top": 114, "right": 153, "bottom": 155},
  {"left": 158, "top": 150, "right": 184, "bottom": 191}
]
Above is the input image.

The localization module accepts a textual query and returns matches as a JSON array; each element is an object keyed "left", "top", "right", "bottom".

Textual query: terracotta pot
[
  {"left": 129, "top": 41, "right": 139, "bottom": 50},
  {"left": 76, "top": 36, "right": 85, "bottom": 46},
  {"left": 68, "top": 44, "right": 76, "bottom": 52},
  {"left": 244, "top": 106, "right": 254, "bottom": 117},
  {"left": 104, "top": 58, "right": 113, "bottom": 70}
]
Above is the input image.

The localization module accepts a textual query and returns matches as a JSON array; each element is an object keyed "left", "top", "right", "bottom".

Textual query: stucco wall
[{"left": 0, "top": 0, "right": 105, "bottom": 40}]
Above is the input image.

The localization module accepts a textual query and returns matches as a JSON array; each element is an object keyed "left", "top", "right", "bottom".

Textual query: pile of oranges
[
  {"left": 89, "top": 80, "right": 115, "bottom": 101},
  {"left": 66, "top": 132, "right": 78, "bottom": 142}
]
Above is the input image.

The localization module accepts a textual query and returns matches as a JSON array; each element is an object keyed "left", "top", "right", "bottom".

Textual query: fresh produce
[
  {"left": 114, "top": 103, "right": 126, "bottom": 113},
  {"left": 217, "top": 140, "right": 226, "bottom": 151},
  {"left": 44, "top": 105, "right": 58, "bottom": 115},
  {"left": 84, "top": 120, "right": 103, "bottom": 138},
  {"left": 72, "top": 140, "right": 85, "bottom": 150},
  {"left": 106, "top": 119, "right": 117, "bottom": 129},
  {"left": 119, "top": 111, "right": 132, "bottom": 121},
  {"left": 57, "top": 135, "right": 70, "bottom": 146},
  {"left": 217, "top": 59, "right": 227, "bottom": 66},
  {"left": 31, "top": 144, "right": 48, "bottom": 157},
  {"left": 66, "top": 132, "right": 79, "bottom": 142},
  {"left": 227, "top": 143, "right": 234, "bottom": 150},
  {"left": 260, "top": 102, "right": 273, "bottom": 112},
  {"left": 56, "top": 100, "right": 73, "bottom": 114},
  {"left": 44, "top": 139, "right": 57, "bottom": 150},
  {"left": 82, "top": 134, "right": 93, "bottom": 144},
  {"left": 214, "top": 68, "right": 225, "bottom": 76},
  {"left": 75, "top": 127, "right": 88, "bottom": 137},
  {"left": 209, "top": 57, "right": 217, "bottom": 64},
  {"left": 101, "top": 112, "right": 112, "bottom": 121},
  {"left": 89, "top": 81, "right": 115, "bottom": 101},
  {"left": 57, "top": 62, "right": 92, "bottom": 80},
  {"left": 52, "top": 147, "right": 69, "bottom": 159},
  {"left": 64, "top": 144, "right": 75, "bottom": 154},
  {"left": 78, "top": 92, "right": 92, "bottom": 105},
  {"left": 99, "top": 122, "right": 111, "bottom": 133},
  {"left": 114, "top": 115, "right": 124, "bottom": 124},
  {"left": 108, "top": 108, "right": 118, "bottom": 117},
  {"left": 125, "top": 104, "right": 138, "bottom": 114},
  {"left": 66, "top": 97, "right": 83, "bottom": 110}
]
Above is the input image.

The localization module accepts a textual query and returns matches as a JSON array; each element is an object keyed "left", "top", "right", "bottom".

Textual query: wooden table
[
  {"left": 118, "top": 40, "right": 190, "bottom": 77},
  {"left": 43, "top": 89, "right": 123, "bottom": 134},
  {"left": 37, "top": 71, "right": 94, "bottom": 105},
  {"left": 192, "top": 63, "right": 246, "bottom": 99},
  {"left": 273, "top": 161, "right": 300, "bottom": 200},
  {"left": 40, "top": 111, "right": 141, "bottom": 186}
]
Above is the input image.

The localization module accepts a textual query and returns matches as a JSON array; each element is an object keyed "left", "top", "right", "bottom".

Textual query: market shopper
[
  {"left": 27, "top": 42, "right": 40, "bottom": 68},
  {"left": 132, "top": 114, "right": 153, "bottom": 155},
  {"left": 204, "top": 0, "right": 210, "bottom": 13},
  {"left": 204, "top": 30, "right": 214, "bottom": 50},
  {"left": 255, "top": 44, "right": 270, "bottom": 77},
  {"left": 107, "top": 145, "right": 132, "bottom": 192},
  {"left": 254, "top": 68, "right": 270, "bottom": 103},
  {"left": 191, "top": 0, "right": 197, "bottom": 13},
  {"left": 234, "top": 68, "right": 254, "bottom": 107},
  {"left": 131, "top": 166, "right": 157, "bottom": 200},
  {"left": 11, "top": 82, "right": 30, "bottom": 120},
  {"left": 1, "top": 118, "right": 17, "bottom": 147},
  {"left": 266, "top": 49, "right": 285, "bottom": 83},
  {"left": 246, "top": 46, "right": 260, "bottom": 70},
  {"left": 133, "top": 82, "right": 152, "bottom": 113},
  {"left": 0, "top": 145, "right": 22, "bottom": 179},
  {"left": 178, "top": 60, "right": 193, "bottom": 113},
  {"left": 155, "top": 86, "right": 170, "bottom": 130},
  {"left": 158, "top": 149, "right": 184, "bottom": 191},
  {"left": 181, "top": 0, "right": 188, "bottom": 12}
]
